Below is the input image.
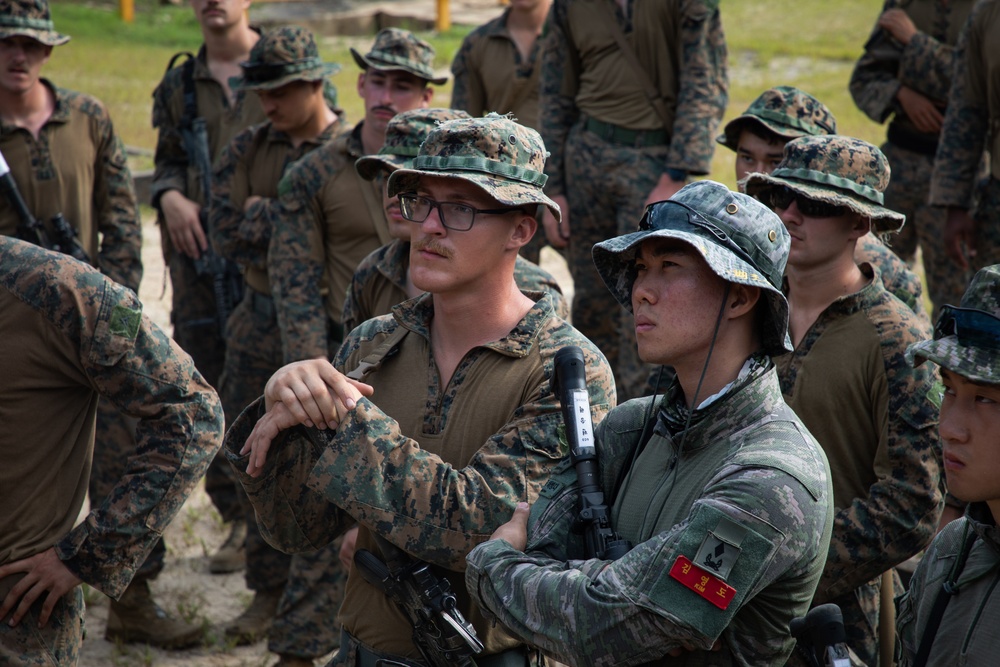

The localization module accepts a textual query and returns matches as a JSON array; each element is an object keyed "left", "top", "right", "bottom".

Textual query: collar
[
  {"left": 391, "top": 290, "right": 557, "bottom": 358},
  {"left": 265, "top": 116, "right": 341, "bottom": 147},
  {"left": 657, "top": 356, "right": 783, "bottom": 446},
  {"left": 376, "top": 238, "right": 410, "bottom": 288},
  {"left": 966, "top": 502, "right": 1000, "bottom": 556}
]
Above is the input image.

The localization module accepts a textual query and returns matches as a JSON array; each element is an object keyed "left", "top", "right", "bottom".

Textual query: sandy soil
[{"left": 78, "top": 214, "right": 572, "bottom": 667}]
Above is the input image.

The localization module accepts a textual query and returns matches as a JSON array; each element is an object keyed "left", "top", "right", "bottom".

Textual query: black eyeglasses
[
  {"left": 398, "top": 194, "right": 525, "bottom": 231},
  {"left": 768, "top": 186, "right": 846, "bottom": 218},
  {"left": 934, "top": 305, "right": 1000, "bottom": 350}
]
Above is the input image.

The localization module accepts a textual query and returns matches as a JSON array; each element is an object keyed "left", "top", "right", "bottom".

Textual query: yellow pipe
[
  {"left": 436, "top": 0, "right": 451, "bottom": 32},
  {"left": 120, "top": 0, "right": 134, "bottom": 23}
]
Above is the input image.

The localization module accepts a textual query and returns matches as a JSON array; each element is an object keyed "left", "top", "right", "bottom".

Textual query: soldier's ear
[{"left": 507, "top": 211, "right": 537, "bottom": 250}]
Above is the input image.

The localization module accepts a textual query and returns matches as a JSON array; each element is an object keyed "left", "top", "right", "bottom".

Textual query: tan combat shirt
[
  {"left": 0, "top": 81, "right": 142, "bottom": 291},
  {"left": 450, "top": 8, "right": 542, "bottom": 129}
]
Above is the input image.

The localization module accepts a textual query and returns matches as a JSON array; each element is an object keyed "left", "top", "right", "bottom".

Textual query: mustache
[
  {"left": 372, "top": 105, "right": 396, "bottom": 116},
  {"left": 412, "top": 239, "right": 453, "bottom": 259}
]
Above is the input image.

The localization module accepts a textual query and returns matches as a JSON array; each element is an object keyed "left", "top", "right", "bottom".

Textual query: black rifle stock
[
  {"left": 0, "top": 149, "right": 89, "bottom": 262},
  {"left": 353, "top": 534, "right": 483, "bottom": 667},
  {"left": 553, "top": 345, "right": 631, "bottom": 560}
]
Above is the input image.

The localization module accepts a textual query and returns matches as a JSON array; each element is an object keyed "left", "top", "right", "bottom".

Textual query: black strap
[{"left": 912, "top": 525, "right": 979, "bottom": 667}]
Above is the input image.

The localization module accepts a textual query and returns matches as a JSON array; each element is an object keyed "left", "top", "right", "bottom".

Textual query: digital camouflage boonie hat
[
  {"left": 0, "top": 0, "right": 69, "bottom": 46},
  {"left": 743, "top": 134, "right": 906, "bottom": 234},
  {"left": 355, "top": 107, "right": 471, "bottom": 181},
  {"left": 231, "top": 26, "right": 340, "bottom": 91},
  {"left": 593, "top": 180, "right": 793, "bottom": 356},
  {"left": 717, "top": 86, "right": 836, "bottom": 151},
  {"left": 907, "top": 265, "right": 1000, "bottom": 384},
  {"left": 350, "top": 27, "right": 447, "bottom": 85},
  {"left": 387, "top": 112, "right": 560, "bottom": 222}
]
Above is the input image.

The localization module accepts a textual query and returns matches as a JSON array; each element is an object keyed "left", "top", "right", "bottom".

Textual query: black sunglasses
[
  {"left": 934, "top": 305, "right": 1000, "bottom": 350},
  {"left": 768, "top": 186, "right": 847, "bottom": 218}
]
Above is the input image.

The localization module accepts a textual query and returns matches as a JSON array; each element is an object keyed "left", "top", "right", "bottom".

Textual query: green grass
[{"left": 45, "top": 0, "right": 891, "bottom": 188}]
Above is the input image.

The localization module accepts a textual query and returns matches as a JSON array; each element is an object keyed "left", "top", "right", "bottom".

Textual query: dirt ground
[{"left": 77, "top": 212, "right": 572, "bottom": 667}]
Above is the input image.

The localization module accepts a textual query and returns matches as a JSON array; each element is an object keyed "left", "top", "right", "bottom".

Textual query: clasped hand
[{"left": 239, "top": 359, "right": 374, "bottom": 477}]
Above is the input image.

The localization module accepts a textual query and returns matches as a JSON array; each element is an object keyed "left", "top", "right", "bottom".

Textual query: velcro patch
[
  {"left": 927, "top": 380, "right": 944, "bottom": 409},
  {"left": 109, "top": 304, "right": 141, "bottom": 339},
  {"left": 693, "top": 518, "right": 746, "bottom": 580},
  {"left": 669, "top": 555, "right": 737, "bottom": 610}
]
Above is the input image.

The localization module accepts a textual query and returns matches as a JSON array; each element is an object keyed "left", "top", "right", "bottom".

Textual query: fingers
[
  {"left": 339, "top": 526, "right": 360, "bottom": 571},
  {"left": 510, "top": 501, "right": 530, "bottom": 527}
]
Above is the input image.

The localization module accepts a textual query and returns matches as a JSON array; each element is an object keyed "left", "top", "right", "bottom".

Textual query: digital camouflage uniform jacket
[
  {"left": 450, "top": 8, "right": 542, "bottom": 128},
  {"left": 776, "top": 265, "right": 943, "bottom": 666},
  {"left": 467, "top": 363, "right": 833, "bottom": 666},
  {"left": 0, "top": 236, "right": 223, "bottom": 598},
  {"left": 849, "top": 0, "right": 972, "bottom": 141},
  {"left": 341, "top": 237, "right": 570, "bottom": 333},
  {"left": 267, "top": 123, "right": 391, "bottom": 363},
  {"left": 225, "top": 291, "right": 616, "bottom": 659},
  {"left": 150, "top": 45, "right": 266, "bottom": 223},
  {"left": 0, "top": 80, "right": 141, "bottom": 292},
  {"left": 540, "top": 0, "right": 727, "bottom": 194},
  {"left": 896, "top": 502, "right": 1000, "bottom": 666},
  {"left": 930, "top": 0, "right": 1000, "bottom": 208}
]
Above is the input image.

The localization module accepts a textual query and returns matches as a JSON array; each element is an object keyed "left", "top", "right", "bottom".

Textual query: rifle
[
  {"left": 0, "top": 149, "right": 90, "bottom": 263},
  {"left": 790, "top": 604, "right": 852, "bottom": 667},
  {"left": 171, "top": 53, "right": 243, "bottom": 332},
  {"left": 354, "top": 534, "right": 484, "bottom": 667},
  {"left": 553, "top": 345, "right": 631, "bottom": 560}
]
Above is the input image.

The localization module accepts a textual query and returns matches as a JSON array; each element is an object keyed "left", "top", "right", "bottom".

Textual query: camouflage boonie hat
[
  {"left": 356, "top": 108, "right": 471, "bottom": 181},
  {"left": 351, "top": 28, "right": 447, "bottom": 85},
  {"left": 907, "top": 265, "right": 1000, "bottom": 384},
  {"left": 232, "top": 26, "right": 340, "bottom": 91},
  {"left": 743, "top": 135, "right": 906, "bottom": 234},
  {"left": 717, "top": 86, "right": 836, "bottom": 151},
  {"left": 594, "top": 180, "right": 792, "bottom": 356},
  {"left": 0, "top": 0, "right": 69, "bottom": 46},
  {"left": 387, "top": 112, "right": 560, "bottom": 222}
]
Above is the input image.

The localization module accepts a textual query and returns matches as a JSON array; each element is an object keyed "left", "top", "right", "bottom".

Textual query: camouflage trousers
[
  {"left": 880, "top": 141, "right": 971, "bottom": 316},
  {"left": 221, "top": 289, "right": 345, "bottom": 657},
  {"left": 563, "top": 123, "right": 669, "bottom": 400},
  {"left": 90, "top": 398, "right": 165, "bottom": 581},
  {"left": 0, "top": 574, "right": 83, "bottom": 666},
  {"left": 168, "top": 250, "right": 241, "bottom": 524},
  {"left": 969, "top": 175, "right": 1000, "bottom": 289}
]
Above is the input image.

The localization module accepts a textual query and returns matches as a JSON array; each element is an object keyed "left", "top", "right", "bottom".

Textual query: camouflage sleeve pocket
[
  {"left": 88, "top": 281, "right": 141, "bottom": 367},
  {"left": 899, "top": 379, "right": 942, "bottom": 431}
]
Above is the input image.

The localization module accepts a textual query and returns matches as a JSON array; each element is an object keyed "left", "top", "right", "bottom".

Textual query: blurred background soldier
[
  {"left": 540, "top": 0, "right": 728, "bottom": 399},
  {"left": 850, "top": 0, "right": 976, "bottom": 316},
  {"left": 450, "top": 0, "right": 551, "bottom": 262},
  {"left": 208, "top": 26, "right": 342, "bottom": 662},
  {"left": 150, "top": 0, "right": 264, "bottom": 577},
  {"left": 0, "top": 237, "right": 223, "bottom": 665},
  {"left": 929, "top": 0, "right": 1000, "bottom": 304}
]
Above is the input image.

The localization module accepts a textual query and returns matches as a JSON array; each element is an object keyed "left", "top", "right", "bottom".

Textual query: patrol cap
[
  {"left": 232, "top": 26, "right": 340, "bottom": 91},
  {"left": 717, "top": 86, "right": 836, "bottom": 151},
  {"left": 387, "top": 112, "right": 560, "bottom": 223},
  {"left": 907, "top": 265, "right": 1000, "bottom": 385},
  {"left": 355, "top": 108, "right": 471, "bottom": 181},
  {"left": 350, "top": 28, "right": 447, "bottom": 85},
  {"left": 0, "top": 0, "right": 68, "bottom": 46},
  {"left": 743, "top": 135, "right": 906, "bottom": 234},
  {"left": 593, "top": 180, "right": 792, "bottom": 356}
]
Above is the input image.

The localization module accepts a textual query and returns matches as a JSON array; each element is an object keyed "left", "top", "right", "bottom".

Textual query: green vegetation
[{"left": 46, "top": 0, "right": 890, "bottom": 190}]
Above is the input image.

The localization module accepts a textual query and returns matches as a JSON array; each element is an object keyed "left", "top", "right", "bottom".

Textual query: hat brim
[
  {"left": 231, "top": 62, "right": 340, "bottom": 91},
  {"left": 907, "top": 335, "right": 1000, "bottom": 385},
  {"left": 387, "top": 168, "right": 560, "bottom": 223},
  {"left": 0, "top": 27, "right": 68, "bottom": 46},
  {"left": 593, "top": 226, "right": 792, "bottom": 355},
  {"left": 717, "top": 114, "right": 813, "bottom": 151},
  {"left": 350, "top": 48, "right": 448, "bottom": 85},
  {"left": 743, "top": 171, "right": 905, "bottom": 234},
  {"left": 355, "top": 154, "right": 407, "bottom": 181}
]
